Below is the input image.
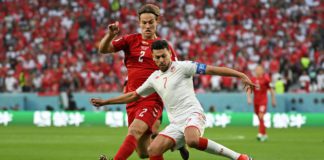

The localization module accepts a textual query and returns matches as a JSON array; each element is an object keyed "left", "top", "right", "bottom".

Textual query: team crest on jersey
[
  {"left": 171, "top": 66, "right": 175, "bottom": 72},
  {"left": 142, "top": 41, "right": 149, "bottom": 45},
  {"left": 141, "top": 46, "right": 149, "bottom": 50},
  {"left": 155, "top": 76, "right": 160, "bottom": 79}
]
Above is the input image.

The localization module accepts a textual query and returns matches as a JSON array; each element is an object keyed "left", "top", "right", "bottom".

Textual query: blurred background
[
  {"left": 0, "top": 0, "right": 323, "bottom": 95},
  {"left": 0, "top": 1, "right": 323, "bottom": 159}
]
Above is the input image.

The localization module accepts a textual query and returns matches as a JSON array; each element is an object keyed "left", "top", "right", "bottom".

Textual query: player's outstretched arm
[
  {"left": 205, "top": 66, "right": 256, "bottom": 93},
  {"left": 98, "top": 22, "right": 120, "bottom": 54},
  {"left": 90, "top": 91, "right": 140, "bottom": 107}
]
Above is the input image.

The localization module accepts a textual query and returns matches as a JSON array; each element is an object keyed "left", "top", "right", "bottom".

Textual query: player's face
[
  {"left": 255, "top": 66, "right": 264, "bottom": 77},
  {"left": 139, "top": 13, "right": 158, "bottom": 39},
  {"left": 152, "top": 48, "right": 172, "bottom": 72}
]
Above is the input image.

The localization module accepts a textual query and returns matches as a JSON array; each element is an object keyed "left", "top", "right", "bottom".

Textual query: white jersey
[{"left": 136, "top": 61, "right": 205, "bottom": 122}]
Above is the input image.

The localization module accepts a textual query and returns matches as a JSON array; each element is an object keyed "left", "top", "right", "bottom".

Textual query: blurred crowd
[{"left": 0, "top": 0, "right": 323, "bottom": 94}]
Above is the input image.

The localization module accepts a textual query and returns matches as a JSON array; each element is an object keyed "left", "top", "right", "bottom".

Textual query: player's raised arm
[
  {"left": 90, "top": 91, "right": 140, "bottom": 107},
  {"left": 98, "top": 22, "right": 120, "bottom": 54},
  {"left": 205, "top": 65, "right": 256, "bottom": 93}
]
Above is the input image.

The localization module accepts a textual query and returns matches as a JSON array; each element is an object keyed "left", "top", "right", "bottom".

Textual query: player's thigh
[
  {"left": 184, "top": 112, "right": 206, "bottom": 146},
  {"left": 152, "top": 119, "right": 161, "bottom": 135},
  {"left": 128, "top": 119, "right": 149, "bottom": 139},
  {"left": 185, "top": 112, "right": 206, "bottom": 135},
  {"left": 134, "top": 104, "right": 163, "bottom": 133},
  {"left": 255, "top": 104, "right": 267, "bottom": 119},
  {"left": 184, "top": 126, "right": 201, "bottom": 140},
  {"left": 148, "top": 135, "right": 174, "bottom": 155}
]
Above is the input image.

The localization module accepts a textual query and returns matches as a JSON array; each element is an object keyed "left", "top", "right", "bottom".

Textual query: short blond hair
[{"left": 138, "top": 4, "right": 160, "bottom": 18}]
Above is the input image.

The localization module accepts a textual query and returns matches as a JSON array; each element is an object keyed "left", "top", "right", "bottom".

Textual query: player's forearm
[
  {"left": 270, "top": 89, "right": 276, "bottom": 100},
  {"left": 206, "top": 66, "right": 245, "bottom": 78},
  {"left": 98, "top": 33, "right": 116, "bottom": 54},
  {"left": 247, "top": 91, "right": 252, "bottom": 100},
  {"left": 103, "top": 92, "right": 139, "bottom": 105}
]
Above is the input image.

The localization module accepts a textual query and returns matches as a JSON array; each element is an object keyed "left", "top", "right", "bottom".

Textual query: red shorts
[
  {"left": 126, "top": 101, "right": 163, "bottom": 132},
  {"left": 254, "top": 104, "right": 267, "bottom": 114}
]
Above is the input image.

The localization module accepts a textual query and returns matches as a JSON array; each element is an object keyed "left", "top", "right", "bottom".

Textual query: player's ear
[{"left": 156, "top": 16, "right": 161, "bottom": 24}]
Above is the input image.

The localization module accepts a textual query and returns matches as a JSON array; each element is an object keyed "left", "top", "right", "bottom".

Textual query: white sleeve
[
  {"left": 181, "top": 61, "right": 198, "bottom": 77},
  {"left": 135, "top": 76, "right": 156, "bottom": 97},
  {"left": 182, "top": 61, "right": 207, "bottom": 76}
]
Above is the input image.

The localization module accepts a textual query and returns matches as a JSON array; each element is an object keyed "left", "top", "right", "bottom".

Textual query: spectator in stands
[
  {"left": 317, "top": 69, "right": 324, "bottom": 92},
  {"left": 5, "top": 70, "right": 18, "bottom": 92},
  {"left": 299, "top": 71, "right": 311, "bottom": 92}
]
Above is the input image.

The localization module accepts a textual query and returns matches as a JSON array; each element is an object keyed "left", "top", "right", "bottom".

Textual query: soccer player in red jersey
[
  {"left": 247, "top": 65, "right": 276, "bottom": 142},
  {"left": 97, "top": 4, "right": 188, "bottom": 160}
]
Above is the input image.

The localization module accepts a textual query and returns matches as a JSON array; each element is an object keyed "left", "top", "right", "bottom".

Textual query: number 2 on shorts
[{"left": 139, "top": 108, "right": 148, "bottom": 117}]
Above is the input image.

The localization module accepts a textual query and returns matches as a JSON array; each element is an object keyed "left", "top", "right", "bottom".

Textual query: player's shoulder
[
  {"left": 116, "top": 33, "right": 141, "bottom": 42},
  {"left": 174, "top": 61, "right": 195, "bottom": 66},
  {"left": 172, "top": 61, "right": 196, "bottom": 73},
  {"left": 147, "top": 70, "right": 160, "bottom": 81},
  {"left": 125, "top": 33, "right": 142, "bottom": 39}
]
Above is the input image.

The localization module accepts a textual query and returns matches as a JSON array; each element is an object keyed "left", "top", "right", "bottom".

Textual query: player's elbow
[
  {"left": 126, "top": 92, "right": 140, "bottom": 103},
  {"left": 98, "top": 47, "right": 110, "bottom": 54},
  {"left": 98, "top": 44, "right": 114, "bottom": 54}
]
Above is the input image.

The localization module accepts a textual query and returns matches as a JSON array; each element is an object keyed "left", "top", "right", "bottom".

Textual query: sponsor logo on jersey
[
  {"left": 141, "top": 41, "right": 149, "bottom": 45},
  {"left": 141, "top": 46, "right": 149, "bottom": 50},
  {"left": 171, "top": 66, "right": 175, "bottom": 72}
]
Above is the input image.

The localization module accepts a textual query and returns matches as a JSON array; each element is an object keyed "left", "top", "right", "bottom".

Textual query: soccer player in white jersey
[{"left": 91, "top": 40, "right": 254, "bottom": 160}]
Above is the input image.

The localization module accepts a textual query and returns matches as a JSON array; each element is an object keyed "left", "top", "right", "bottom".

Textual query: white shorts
[{"left": 159, "top": 111, "right": 206, "bottom": 150}]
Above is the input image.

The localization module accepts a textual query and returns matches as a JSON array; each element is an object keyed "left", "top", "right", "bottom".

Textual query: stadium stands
[{"left": 0, "top": 0, "right": 323, "bottom": 93}]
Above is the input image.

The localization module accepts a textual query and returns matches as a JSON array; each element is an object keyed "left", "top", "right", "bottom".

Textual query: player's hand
[
  {"left": 107, "top": 21, "right": 120, "bottom": 36},
  {"left": 240, "top": 74, "right": 256, "bottom": 94},
  {"left": 90, "top": 98, "right": 106, "bottom": 107}
]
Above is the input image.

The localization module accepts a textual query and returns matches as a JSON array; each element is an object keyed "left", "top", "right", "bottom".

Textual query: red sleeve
[
  {"left": 112, "top": 35, "right": 129, "bottom": 52},
  {"left": 168, "top": 43, "right": 178, "bottom": 61}
]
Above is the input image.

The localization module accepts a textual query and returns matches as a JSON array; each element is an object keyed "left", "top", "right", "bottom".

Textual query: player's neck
[
  {"left": 160, "top": 62, "right": 172, "bottom": 73},
  {"left": 142, "top": 34, "right": 157, "bottom": 40}
]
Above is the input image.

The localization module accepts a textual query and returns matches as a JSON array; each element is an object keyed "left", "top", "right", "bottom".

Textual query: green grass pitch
[{"left": 0, "top": 126, "right": 323, "bottom": 160}]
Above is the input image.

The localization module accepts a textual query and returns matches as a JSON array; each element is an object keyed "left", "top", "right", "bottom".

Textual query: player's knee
[
  {"left": 138, "top": 153, "right": 149, "bottom": 159},
  {"left": 128, "top": 127, "right": 145, "bottom": 139},
  {"left": 185, "top": 138, "right": 199, "bottom": 148},
  {"left": 147, "top": 144, "right": 161, "bottom": 156},
  {"left": 258, "top": 113, "right": 264, "bottom": 119}
]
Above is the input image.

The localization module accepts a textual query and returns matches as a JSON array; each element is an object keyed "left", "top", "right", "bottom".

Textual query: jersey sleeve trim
[{"left": 135, "top": 90, "right": 144, "bottom": 98}]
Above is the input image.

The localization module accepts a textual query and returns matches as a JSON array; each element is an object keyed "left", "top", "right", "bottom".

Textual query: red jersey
[
  {"left": 112, "top": 33, "right": 177, "bottom": 108},
  {"left": 251, "top": 75, "right": 271, "bottom": 105}
]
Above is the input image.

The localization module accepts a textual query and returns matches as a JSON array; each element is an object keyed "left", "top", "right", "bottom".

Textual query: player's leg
[
  {"left": 151, "top": 116, "right": 162, "bottom": 139},
  {"left": 131, "top": 105, "right": 163, "bottom": 159},
  {"left": 136, "top": 130, "right": 152, "bottom": 158},
  {"left": 184, "top": 112, "right": 252, "bottom": 160},
  {"left": 256, "top": 104, "right": 267, "bottom": 141},
  {"left": 151, "top": 114, "right": 189, "bottom": 160},
  {"left": 184, "top": 127, "right": 252, "bottom": 160},
  {"left": 114, "top": 118, "right": 149, "bottom": 160},
  {"left": 147, "top": 135, "right": 174, "bottom": 160}
]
